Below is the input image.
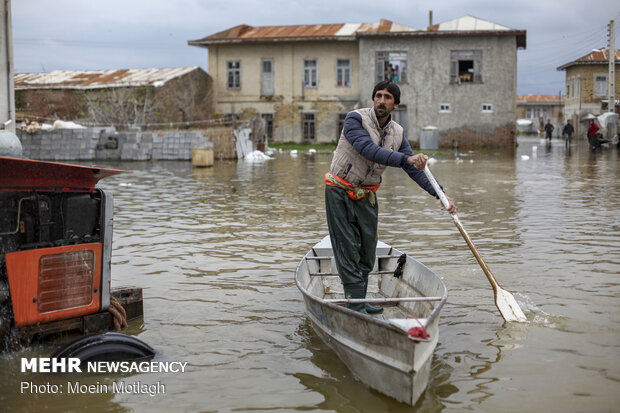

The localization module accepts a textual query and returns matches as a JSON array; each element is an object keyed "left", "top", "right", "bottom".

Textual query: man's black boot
[
  {"left": 363, "top": 280, "right": 383, "bottom": 314},
  {"left": 343, "top": 285, "right": 368, "bottom": 314}
]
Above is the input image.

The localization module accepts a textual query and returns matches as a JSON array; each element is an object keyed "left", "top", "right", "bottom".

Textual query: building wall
[
  {"left": 564, "top": 64, "right": 620, "bottom": 107},
  {"left": 208, "top": 41, "right": 360, "bottom": 143},
  {"left": 15, "top": 68, "right": 213, "bottom": 129},
  {"left": 516, "top": 104, "right": 563, "bottom": 120},
  {"left": 516, "top": 103, "right": 564, "bottom": 136},
  {"left": 563, "top": 64, "right": 620, "bottom": 136},
  {"left": 155, "top": 69, "right": 214, "bottom": 125},
  {"left": 359, "top": 35, "right": 518, "bottom": 148},
  {"left": 16, "top": 89, "right": 84, "bottom": 122}
]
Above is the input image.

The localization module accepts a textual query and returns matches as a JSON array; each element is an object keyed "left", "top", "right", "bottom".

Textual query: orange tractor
[{"left": 0, "top": 155, "right": 142, "bottom": 351}]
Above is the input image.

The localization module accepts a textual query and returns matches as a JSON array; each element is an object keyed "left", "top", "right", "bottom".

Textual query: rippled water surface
[{"left": 1, "top": 137, "right": 619, "bottom": 412}]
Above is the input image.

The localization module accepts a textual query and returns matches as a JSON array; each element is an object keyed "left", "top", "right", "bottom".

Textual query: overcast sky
[{"left": 11, "top": 0, "right": 620, "bottom": 95}]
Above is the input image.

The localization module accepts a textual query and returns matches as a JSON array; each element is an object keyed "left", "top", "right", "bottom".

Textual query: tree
[{"left": 83, "top": 87, "right": 160, "bottom": 130}]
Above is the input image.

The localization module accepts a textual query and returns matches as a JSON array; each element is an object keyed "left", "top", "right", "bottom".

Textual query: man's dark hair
[{"left": 372, "top": 80, "right": 400, "bottom": 105}]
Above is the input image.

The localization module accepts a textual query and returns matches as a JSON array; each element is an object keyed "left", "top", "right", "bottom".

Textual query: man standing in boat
[{"left": 325, "top": 80, "right": 457, "bottom": 314}]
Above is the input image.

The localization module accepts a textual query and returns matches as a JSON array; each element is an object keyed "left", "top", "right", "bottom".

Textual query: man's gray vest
[{"left": 329, "top": 107, "right": 404, "bottom": 187}]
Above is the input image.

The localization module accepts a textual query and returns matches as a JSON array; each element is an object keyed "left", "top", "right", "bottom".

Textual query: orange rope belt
[{"left": 325, "top": 173, "right": 380, "bottom": 205}]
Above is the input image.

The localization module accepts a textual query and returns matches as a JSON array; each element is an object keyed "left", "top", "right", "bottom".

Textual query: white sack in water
[{"left": 244, "top": 150, "right": 273, "bottom": 162}]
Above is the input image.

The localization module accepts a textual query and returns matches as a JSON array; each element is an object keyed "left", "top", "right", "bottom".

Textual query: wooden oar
[{"left": 423, "top": 165, "right": 527, "bottom": 322}]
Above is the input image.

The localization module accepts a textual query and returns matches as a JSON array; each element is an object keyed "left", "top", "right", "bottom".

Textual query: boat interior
[{"left": 298, "top": 237, "right": 447, "bottom": 335}]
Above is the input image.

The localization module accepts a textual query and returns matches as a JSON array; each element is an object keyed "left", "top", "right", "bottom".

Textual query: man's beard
[{"left": 374, "top": 105, "right": 388, "bottom": 118}]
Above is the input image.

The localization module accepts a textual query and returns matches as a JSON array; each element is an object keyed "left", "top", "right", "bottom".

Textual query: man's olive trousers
[{"left": 325, "top": 185, "right": 378, "bottom": 288}]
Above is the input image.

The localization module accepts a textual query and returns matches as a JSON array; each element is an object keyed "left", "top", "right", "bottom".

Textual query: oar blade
[{"left": 496, "top": 288, "right": 527, "bottom": 322}]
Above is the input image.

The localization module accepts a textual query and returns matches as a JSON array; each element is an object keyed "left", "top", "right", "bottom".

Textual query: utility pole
[
  {"left": 1, "top": 0, "right": 15, "bottom": 132},
  {"left": 608, "top": 20, "right": 615, "bottom": 113}
]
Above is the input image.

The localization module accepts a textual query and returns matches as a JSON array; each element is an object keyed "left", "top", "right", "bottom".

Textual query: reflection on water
[{"left": 1, "top": 138, "right": 618, "bottom": 412}]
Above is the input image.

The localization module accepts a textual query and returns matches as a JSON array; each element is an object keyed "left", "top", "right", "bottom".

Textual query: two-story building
[
  {"left": 557, "top": 48, "right": 620, "bottom": 133},
  {"left": 357, "top": 16, "right": 526, "bottom": 147},
  {"left": 188, "top": 20, "right": 413, "bottom": 143},
  {"left": 189, "top": 16, "right": 526, "bottom": 148}
]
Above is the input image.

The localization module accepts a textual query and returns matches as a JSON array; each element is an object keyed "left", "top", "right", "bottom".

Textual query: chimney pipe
[{"left": 428, "top": 10, "right": 433, "bottom": 30}]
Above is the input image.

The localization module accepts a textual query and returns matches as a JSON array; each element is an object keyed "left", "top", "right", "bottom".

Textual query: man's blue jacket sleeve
[
  {"left": 343, "top": 112, "right": 442, "bottom": 198},
  {"left": 343, "top": 112, "right": 408, "bottom": 167}
]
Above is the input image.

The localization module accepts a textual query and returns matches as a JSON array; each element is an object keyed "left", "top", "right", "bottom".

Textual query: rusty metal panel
[
  {"left": 577, "top": 49, "right": 620, "bottom": 63},
  {"left": 14, "top": 67, "right": 199, "bottom": 90}
]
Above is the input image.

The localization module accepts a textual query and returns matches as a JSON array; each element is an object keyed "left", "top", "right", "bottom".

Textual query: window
[
  {"left": 482, "top": 104, "right": 493, "bottom": 113},
  {"left": 336, "top": 59, "right": 351, "bottom": 87},
  {"left": 526, "top": 108, "right": 531, "bottom": 118},
  {"left": 594, "top": 75, "right": 607, "bottom": 97},
  {"left": 576, "top": 76, "right": 581, "bottom": 97},
  {"left": 227, "top": 61, "right": 240, "bottom": 89},
  {"left": 302, "top": 113, "right": 316, "bottom": 141},
  {"left": 261, "top": 59, "right": 274, "bottom": 96},
  {"left": 337, "top": 113, "right": 346, "bottom": 138},
  {"left": 261, "top": 113, "right": 273, "bottom": 140},
  {"left": 392, "top": 106, "right": 407, "bottom": 131},
  {"left": 450, "top": 50, "right": 482, "bottom": 84},
  {"left": 303, "top": 59, "right": 317, "bottom": 88},
  {"left": 439, "top": 104, "right": 451, "bottom": 113},
  {"left": 566, "top": 82, "right": 570, "bottom": 98},
  {"left": 376, "top": 51, "right": 407, "bottom": 83}
]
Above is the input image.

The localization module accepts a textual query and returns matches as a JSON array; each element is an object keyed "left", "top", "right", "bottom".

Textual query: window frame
[
  {"left": 375, "top": 51, "right": 408, "bottom": 84},
  {"left": 261, "top": 58, "right": 274, "bottom": 96},
  {"left": 303, "top": 59, "right": 318, "bottom": 88},
  {"left": 482, "top": 103, "right": 493, "bottom": 113},
  {"left": 336, "top": 59, "right": 351, "bottom": 88},
  {"left": 261, "top": 113, "right": 274, "bottom": 140},
  {"left": 226, "top": 60, "right": 241, "bottom": 89},
  {"left": 594, "top": 74, "right": 607, "bottom": 97},
  {"left": 439, "top": 103, "right": 451, "bottom": 113},
  {"left": 450, "top": 50, "right": 482, "bottom": 84},
  {"left": 302, "top": 111, "right": 316, "bottom": 141}
]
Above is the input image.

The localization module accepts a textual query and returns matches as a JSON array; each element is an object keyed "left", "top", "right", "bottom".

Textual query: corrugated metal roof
[
  {"left": 14, "top": 67, "right": 201, "bottom": 90},
  {"left": 188, "top": 19, "right": 415, "bottom": 46},
  {"left": 557, "top": 48, "right": 620, "bottom": 70},
  {"left": 350, "top": 15, "right": 525, "bottom": 48},
  {"left": 517, "top": 95, "right": 564, "bottom": 104},
  {"left": 432, "top": 15, "right": 514, "bottom": 31}
]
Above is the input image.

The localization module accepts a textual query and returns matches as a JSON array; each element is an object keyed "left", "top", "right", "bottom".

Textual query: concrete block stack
[{"left": 17, "top": 127, "right": 214, "bottom": 161}]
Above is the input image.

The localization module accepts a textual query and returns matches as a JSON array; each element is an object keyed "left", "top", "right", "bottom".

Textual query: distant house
[
  {"left": 358, "top": 15, "right": 526, "bottom": 148},
  {"left": 516, "top": 95, "right": 564, "bottom": 135},
  {"left": 557, "top": 48, "right": 620, "bottom": 130},
  {"left": 14, "top": 67, "right": 213, "bottom": 129},
  {"left": 189, "top": 16, "right": 526, "bottom": 148}
]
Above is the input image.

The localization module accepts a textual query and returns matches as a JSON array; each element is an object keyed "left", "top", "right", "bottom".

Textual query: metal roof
[
  {"left": 188, "top": 19, "right": 415, "bottom": 46},
  {"left": 557, "top": 48, "right": 620, "bottom": 70},
  {"left": 432, "top": 15, "right": 514, "bottom": 31},
  {"left": 188, "top": 16, "right": 526, "bottom": 48},
  {"left": 355, "top": 15, "right": 525, "bottom": 48},
  {"left": 517, "top": 95, "right": 564, "bottom": 105},
  {"left": 14, "top": 67, "right": 202, "bottom": 90}
]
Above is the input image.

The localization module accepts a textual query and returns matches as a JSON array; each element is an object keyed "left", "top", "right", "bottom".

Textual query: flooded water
[{"left": 1, "top": 137, "right": 619, "bottom": 412}]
